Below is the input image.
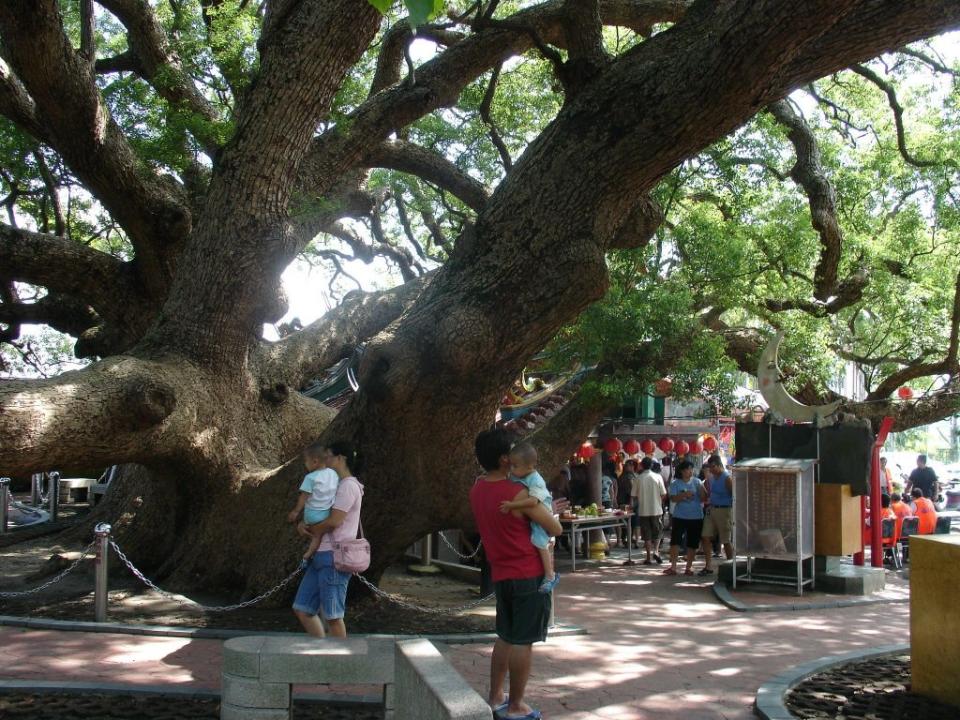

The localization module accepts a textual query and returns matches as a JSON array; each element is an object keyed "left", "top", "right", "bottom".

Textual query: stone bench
[
  {"left": 393, "top": 638, "right": 491, "bottom": 720},
  {"left": 221, "top": 635, "right": 489, "bottom": 720}
]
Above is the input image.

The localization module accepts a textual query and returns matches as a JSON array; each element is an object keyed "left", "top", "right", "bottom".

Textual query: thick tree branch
[
  {"left": 369, "top": 21, "right": 465, "bottom": 96},
  {"left": 0, "top": 293, "right": 97, "bottom": 339},
  {"left": 850, "top": 63, "right": 940, "bottom": 168},
  {"left": 848, "top": 380, "right": 960, "bottom": 432},
  {"left": 0, "top": 58, "right": 46, "bottom": 140},
  {"left": 764, "top": 267, "right": 869, "bottom": 316},
  {"left": 94, "top": 49, "right": 141, "bottom": 74},
  {"left": 0, "top": 356, "right": 179, "bottom": 474},
  {"left": 97, "top": 0, "right": 223, "bottom": 155},
  {"left": 527, "top": 379, "right": 611, "bottom": 477},
  {"left": 0, "top": 224, "right": 133, "bottom": 311},
  {"left": 257, "top": 274, "right": 432, "bottom": 390},
  {"left": 558, "top": 0, "right": 609, "bottom": 93},
  {"left": 80, "top": 0, "right": 96, "bottom": 64},
  {"left": 768, "top": 99, "right": 843, "bottom": 301},
  {"left": 776, "top": 2, "right": 960, "bottom": 92},
  {"left": 142, "top": 0, "right": 383, "bottom": 365},
  {"left": 0, "top": 223, "right": 157, "bottom": 355},
  {"left": 0, "top": 1, "right": 192, "bottom": 295},
  {"left": 603, "top": 193, "right": 664, "bottom": 250},
  {"left": 362, "top": 140, "right": 489, "bottom": 212},
  {"left": 297, "top": 1, "right": 692, "bottom": 215}
]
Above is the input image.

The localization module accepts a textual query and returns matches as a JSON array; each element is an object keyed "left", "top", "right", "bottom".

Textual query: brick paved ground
[
  {"left": 1, "top": 552, "right": 909, "bottom": 720},
  {"left": 444, "top": 560, "right": 907, "bottom": 719}
]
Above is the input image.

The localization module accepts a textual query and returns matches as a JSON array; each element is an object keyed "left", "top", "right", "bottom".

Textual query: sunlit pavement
[
  {"left": 445, "top": 557, "right": 905, "bottom": 719},
  {"left": 0, "top": 553, "right": 907, "bottom": 719}
]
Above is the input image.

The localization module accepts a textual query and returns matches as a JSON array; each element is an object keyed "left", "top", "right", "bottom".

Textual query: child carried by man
[{"left": 498, "top": 441, "right": 560, "bottom": 593}]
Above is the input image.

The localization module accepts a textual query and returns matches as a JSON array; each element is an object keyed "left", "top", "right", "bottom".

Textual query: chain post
[
  {"left": 31, "top": 473, "right": 42, "bottom": 506},
  {"left": 94, "top": 523, "right": 111, "bottom": 622},
  {"left": 0, "top": 478, "right": 9, "bottom": 534},
  {"left": 49, "top": 471, "right": 60, "bottom": 522}
]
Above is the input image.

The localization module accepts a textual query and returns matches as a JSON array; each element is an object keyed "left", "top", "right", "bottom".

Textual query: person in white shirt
[{"left": 631, "top": 457, "right": 667, "bottom": 564}]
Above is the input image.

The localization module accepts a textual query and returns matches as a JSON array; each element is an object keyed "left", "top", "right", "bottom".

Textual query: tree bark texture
[{"left": 2, "top": 1, "right": 960, "bottom": 594}]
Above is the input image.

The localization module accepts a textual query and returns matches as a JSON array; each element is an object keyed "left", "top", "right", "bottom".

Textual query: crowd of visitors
[{"left": 549, "top": 447, "right": 735, "bottom": 577}]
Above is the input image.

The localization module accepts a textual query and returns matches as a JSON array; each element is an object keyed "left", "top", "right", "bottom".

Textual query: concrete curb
[
  {"left": 753, "top": 643, "right": 909, "bottom": 720},
  {"left": 0, "top": 613, "right": 585, "bottom": 644},
  {"left": 0, "top": 680, "right": 383, "bottom": 706},
  {"left": 711, "top": 582, "right": 908, "bottom": 613}
]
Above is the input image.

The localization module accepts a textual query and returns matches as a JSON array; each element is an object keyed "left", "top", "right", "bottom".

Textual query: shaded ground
[
  {"left": 0, "top": 693, "right": 382, "bottom": 719},
  {"left": 785, "top": 652, "right": 958, "bottom": 719},
  {"left": 0, "top": 501, "right": 492, "bottom": 635}
]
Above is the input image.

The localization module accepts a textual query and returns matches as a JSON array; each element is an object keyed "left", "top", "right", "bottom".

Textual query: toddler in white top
[
  {"left": 287, "top": 442, "right": 340, "bottom": 562},
  {"left": 498, "top": 441, "right": 560, "bottom": 593}
]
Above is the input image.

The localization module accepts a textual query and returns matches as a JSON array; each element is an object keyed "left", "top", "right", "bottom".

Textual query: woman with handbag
[{"left": 292, "top": 440, "right": 366, "bottom": 638}]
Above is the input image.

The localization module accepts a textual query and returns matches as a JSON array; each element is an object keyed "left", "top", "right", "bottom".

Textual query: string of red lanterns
[{"left": 576, "top": 435, "right": 723, "bottom": 458}]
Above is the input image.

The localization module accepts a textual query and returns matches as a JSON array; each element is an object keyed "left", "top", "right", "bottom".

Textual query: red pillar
[
  {"left": 854, "top": 494, "right": 866, "bottom": 566},
  {"left": 870, "top": 417, "right": 895, "bottom": 568}
]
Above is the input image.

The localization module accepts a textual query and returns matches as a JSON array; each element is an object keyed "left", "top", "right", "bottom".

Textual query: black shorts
[
  {"left": 670, "top": 517, "right": 704, "bottom": 549},
  {"left": 494, "top": 576, "right": 550, "bottom": 645}
]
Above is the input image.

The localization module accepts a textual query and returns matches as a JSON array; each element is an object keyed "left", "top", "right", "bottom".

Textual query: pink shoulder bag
[{"left": 333, "top": 519, "right": 370, "bottom": 574}]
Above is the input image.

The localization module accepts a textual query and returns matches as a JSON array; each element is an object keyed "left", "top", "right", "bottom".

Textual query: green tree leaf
[{"left": 404, "top": 0, "right": 444, "bottom": 27}]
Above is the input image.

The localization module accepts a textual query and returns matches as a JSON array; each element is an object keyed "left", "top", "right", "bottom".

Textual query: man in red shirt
[
  {"left": 912, "top": 487, "right": 938, "bottom": 534},
  {"left": 471, "top": 429, "right": 563, "bottom": 720}
]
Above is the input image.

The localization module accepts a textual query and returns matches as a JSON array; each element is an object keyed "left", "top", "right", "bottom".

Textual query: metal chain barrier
[
  {"left": 2, "top": 527, "right": 490, "bottom": 617},
  {"left": 0, "top": 539, "right": 97, "bottom": 598},
  {"left": 437, "top": 530, "right": 483, "bottom": 560},
  {"left": 351, "top": 572, "right": 494, "bottom": 615},
  {"left": 109, "top": 539, "right": 303, "bottom": 613}
]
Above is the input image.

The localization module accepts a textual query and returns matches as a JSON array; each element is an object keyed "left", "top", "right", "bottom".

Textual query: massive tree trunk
[{"left": 2, "top": 1, "right": 960, "bottom": 595}]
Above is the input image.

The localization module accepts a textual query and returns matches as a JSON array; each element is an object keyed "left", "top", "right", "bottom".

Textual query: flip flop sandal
[
  {"left": 497, "top": 710, "right": 542, "bottom": 720},
  {"left": 662, "top": 567, "right": 677, "bottom": 575},
  {"left": 493, "top": 698, "right": 510, "bottom": 715},
  {"left": 684, "top": 568, "right": 694, "bottom": 576},
  {"left": 697, "top": 568, "right": 714, "bottom": 576}
]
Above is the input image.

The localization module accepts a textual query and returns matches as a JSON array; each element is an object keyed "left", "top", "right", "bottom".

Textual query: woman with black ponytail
[{"left": 292, "top": 440, "right": 364, "bottom": 638}]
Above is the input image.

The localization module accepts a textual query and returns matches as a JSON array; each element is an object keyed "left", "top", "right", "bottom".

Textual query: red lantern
[
  {"left": 577, "top": 443, "right": 595, "bottom": 460},
  {"left": 604, "top": 437, "right": 623, "bottom": 455},
  {"left": 674, "top": 440, "right": 690, "bottom": 455},
  {"left": 640, "top": 438, "right": 656, "bottom": 455},
  {"left": 688, "top": 439, "right": 703, "bottom": 454},
  {"left": 624, "top": 439, "right": 641, "bottom": 455},
  {"left": 897, "top": 386, "right": 914, "bottom": 400},
  {"left": 658, "top": 437, "right": 674, "bottom": 453},
  {"left": 702, "top": 436, "right": 718, "bottom": 453}
]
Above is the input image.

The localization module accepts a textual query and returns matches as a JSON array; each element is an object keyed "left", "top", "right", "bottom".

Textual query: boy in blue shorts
[
  {"left": 287, "top": 441, "right": 340, "bottom": 562},
  {"left": 498, "top": 441, "right": 560, "bottom": 593}
]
